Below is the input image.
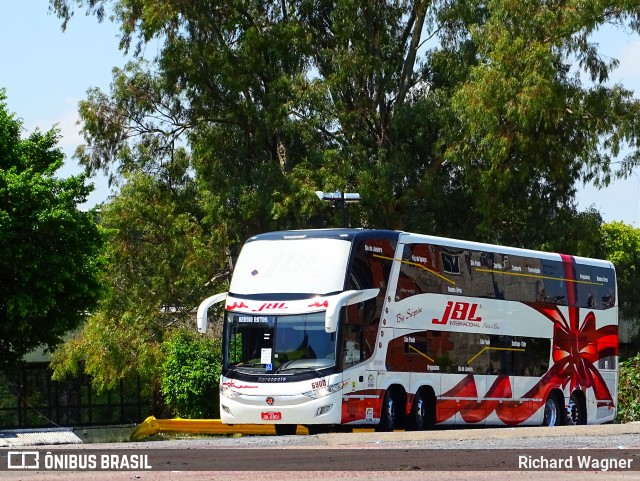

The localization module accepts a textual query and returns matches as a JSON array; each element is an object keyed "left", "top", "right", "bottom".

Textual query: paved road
[{"left": 4, "top": 423, "right": 640, "bottom": 480}]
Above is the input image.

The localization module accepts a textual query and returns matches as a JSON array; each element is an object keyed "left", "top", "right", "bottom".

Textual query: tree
[
  {"left": 0, "top": 89, "right": 104, "bottom": 370},
  {"left": 50, "top": 0, "right": 640, "bottom": 245},
  {"left": 444, "top": 0, "right": 640, "bottom": 245},
  {"left": 599, "top": 221, "right": 640, "bottom": 328},
  {"left": 50, "top": 171, "right": 228, "bottom": 397}
]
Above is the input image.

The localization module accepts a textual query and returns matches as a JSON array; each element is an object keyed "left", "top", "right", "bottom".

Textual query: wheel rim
[
  {"left": 415, "top": 394, "right": 426, "bottom": 429},
  {"left": 385, "top": 397, "right": 396, "bottom": 427},
  {"left": 378, "top": 395, "right": 396, "bottom": 431},
  {"left": 567, "top": 398, "right": 580, "bottom": 425},
  {"left": 544, "top": 397, "right": 557, "bottom": 426}
]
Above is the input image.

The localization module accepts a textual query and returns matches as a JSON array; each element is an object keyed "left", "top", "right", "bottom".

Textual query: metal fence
[{"left": 0, "top": 363, "right": 150, "bottom": 429}]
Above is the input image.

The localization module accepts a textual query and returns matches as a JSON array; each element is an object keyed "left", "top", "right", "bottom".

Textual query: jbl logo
[
  {"left": 253, "top": 302, "right": 287, "bottom": 312},
  {"left": 432, "top": 301, "right": 482, "bottom": 324}
]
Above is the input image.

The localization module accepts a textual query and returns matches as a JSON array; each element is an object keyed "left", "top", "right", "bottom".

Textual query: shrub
[
  {"left": 160, "top": 329, "right": 222, "bottom": 419},
  {"left": 616, "top": 353, "right": 640, "bottom": 423}
]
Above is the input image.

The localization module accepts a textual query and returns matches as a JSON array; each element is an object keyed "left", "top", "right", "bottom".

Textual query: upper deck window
[
  {"left": 393, "top": 242, "right": 615, "bottom": 310},
  {"left": 230, "top": 238, "right": 352, "bottom": 295}
]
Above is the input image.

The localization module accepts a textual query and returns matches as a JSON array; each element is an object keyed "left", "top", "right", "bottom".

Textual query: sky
[{"left": 2, "top": 2, "right": 640, "bottom": 224}]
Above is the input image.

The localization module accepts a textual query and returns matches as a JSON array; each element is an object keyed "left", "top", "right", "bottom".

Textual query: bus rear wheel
[
  {"left": 542, "top": 393, "right": 562, "bottom": 427},
  {"left": 410, "top": 389, "right": 434, "bottom": 431},
  {"left": 566, "top": 392, "right": 586, "bottom": 425},
  {"left": 274, "top": 424, "right": 297, "bottom": 436},
  {"left": 376, "top": 391, "right": 400, "bottom": 432}
]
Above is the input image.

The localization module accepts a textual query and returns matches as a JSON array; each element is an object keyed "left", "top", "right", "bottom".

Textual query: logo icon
[
  {"left": 266, "top": 397, "right": 275, "bottom": 406},
  {"left": 7, "top": 451, "right": 39, "bottom": 469},
  {"left": 432, "top": 301, "right": 482, "bottom": 324}
]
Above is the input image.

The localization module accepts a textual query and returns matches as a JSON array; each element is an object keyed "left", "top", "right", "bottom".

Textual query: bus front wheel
[
  {"left": 307, "top": 424, "right": 330, "bottom": 435},
  {"left": 274, "top": 424, "right": 297, "bottom": 436},
  {"left": 376, "top": 391, "right": 400, "bottom": 432}
]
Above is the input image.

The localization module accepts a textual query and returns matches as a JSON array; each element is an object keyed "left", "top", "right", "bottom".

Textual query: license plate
[{"left": 261, "top": 411, "right": 282, "bottom": 421}]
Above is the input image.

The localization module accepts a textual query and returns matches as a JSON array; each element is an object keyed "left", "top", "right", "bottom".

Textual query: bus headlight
[
  {"left": 221, "top": 385, "right": 240, "bottom": 399},
  {"left": 316, "top": 405, "right": 333, "bottom": 416},
  {"left": 302, "top": 381, "right": 343, "bottom": 399}
]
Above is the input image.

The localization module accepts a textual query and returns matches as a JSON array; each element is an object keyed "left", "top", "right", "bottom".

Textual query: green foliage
[
  {"left": 51, "top": 172, "right": 228, "bottom": 395},
  {"left": 51, "top": 309, "right": 165, "bottom": 394},
  {"left": 616, "top": 354, "right": 640, "bottom": 423},
  {"left": 50, "top": 0, "right": 640, "bottom": 247},
  {"left": 0, "top": 89, "right": 104, "bottom": 370},
  {"left": 446, "top": 0, "right": 640, "bottom": 245},
  {"left": 160, "top": 329, "right": 222, "bottom": 419},
  {"left": 599, "top": 222, "right": 640, "bottom": 323}
]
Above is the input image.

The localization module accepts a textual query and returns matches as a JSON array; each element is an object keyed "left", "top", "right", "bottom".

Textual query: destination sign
[{"left": 234, "top": 315, "right": 275, "bottom": 324}]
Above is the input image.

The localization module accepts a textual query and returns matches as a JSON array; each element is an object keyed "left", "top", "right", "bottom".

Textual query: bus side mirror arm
[
  {"left": 197, "top": 292, "right": 228, "bottom": 333},
  {"left": 325, "top": 288, "right": 379, "bottom": 333}
]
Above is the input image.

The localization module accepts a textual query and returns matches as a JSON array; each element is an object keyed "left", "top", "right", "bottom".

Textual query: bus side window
[
  {"left": 503, "top": 255, "right": 540, "bottom": 303},
  {"left": 468, "top": 250, "right": 503, "bottom": 299},
  {"left": 541, "top": 260, "right": 566, "bottom": 305},
  {"left": 342, "top": 237, "right": 393, "bottom": 368},
  {"left": 395, "top": 243, "right": 441, "bottom": 301},
  {"left": 580, "top": 266, "right": 616, "bottom": 310}
]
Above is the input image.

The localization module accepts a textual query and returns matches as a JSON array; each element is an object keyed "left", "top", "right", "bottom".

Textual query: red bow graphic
[
  {"left": 435, "top": 304, "right": 618, "bottom": 425},
  {"left": 525, "top": 304, "right": 618, "bottom": 403},
  {"left": 436, "top": 254, "right": 618, "bottom": 425}
]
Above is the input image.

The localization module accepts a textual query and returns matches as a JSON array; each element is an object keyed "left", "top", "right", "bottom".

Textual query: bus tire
[
  {"left": 376, "top": 391, "right": 400, "bottom": 432},
  {"left": 274, "top": 424, "right": 297, "bottom": 436},
  {"left": 410, "top": 389, "right": 434, "bottom": 431},
  {"left": 542, "top": 392, "right": 562, "bottom": 427},
  {"left": 566, "top": 392, "right": 587, "bottom": 425},
  {"left": 307, "top": 424, "right": 330, "bottom": 435}
]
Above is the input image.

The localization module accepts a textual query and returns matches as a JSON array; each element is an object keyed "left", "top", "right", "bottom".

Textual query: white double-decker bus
[{"left": 197, "top": 229, "right": 618, "bottom": 435}]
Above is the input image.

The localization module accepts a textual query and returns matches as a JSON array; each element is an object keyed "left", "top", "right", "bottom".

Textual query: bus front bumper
[{"left": 219, "top": 391, "right": 343, "bottom": 425}]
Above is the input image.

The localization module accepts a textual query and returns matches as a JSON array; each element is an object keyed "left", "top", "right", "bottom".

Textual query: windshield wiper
[
  {"left": 231, "top": 362, "right": 262, "bottom": 372},
  {"left": 277, "top": 366, "right": 324, "bottom": 379}
]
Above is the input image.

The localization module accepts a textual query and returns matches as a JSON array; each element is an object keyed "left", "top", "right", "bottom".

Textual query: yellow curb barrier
[{"left": 130, "top": 416, "right": 309, "bottom": 440}]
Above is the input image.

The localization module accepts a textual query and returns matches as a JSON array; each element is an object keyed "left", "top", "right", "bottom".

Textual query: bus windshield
[{"left": 224, "top": 312, "right": 336, "bottom": 374}]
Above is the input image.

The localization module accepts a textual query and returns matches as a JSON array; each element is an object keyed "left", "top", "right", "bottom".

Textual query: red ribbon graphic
[{"left": 435, "top": 254, "right": 618, "bottom": 425}]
